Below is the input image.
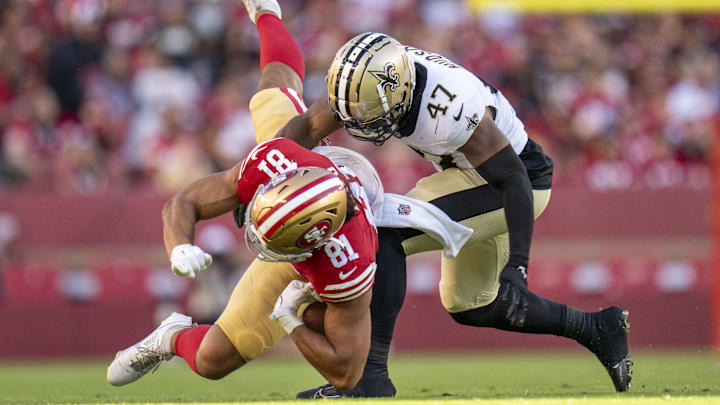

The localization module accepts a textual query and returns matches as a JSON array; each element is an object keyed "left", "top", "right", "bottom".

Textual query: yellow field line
[{"left": 467, "top": 0, "right": 720, "bottom": 13}]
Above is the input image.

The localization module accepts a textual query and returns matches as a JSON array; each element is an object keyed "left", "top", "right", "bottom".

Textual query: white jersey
[{"left": 398, "top": 46, "right": 528, "bottom": 171}]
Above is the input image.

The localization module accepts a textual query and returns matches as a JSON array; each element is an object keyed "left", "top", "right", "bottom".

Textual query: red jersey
[{"left": 237, "top": 138, "right": 378, "bottom": 303}]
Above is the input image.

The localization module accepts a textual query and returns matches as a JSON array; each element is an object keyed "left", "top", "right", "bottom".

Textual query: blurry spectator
[
  {"left": 0, "top": 0, "right": 716, "bottom": 194},
  {"left": 187, "top": 224, "right": 248, "bottom": 324}
]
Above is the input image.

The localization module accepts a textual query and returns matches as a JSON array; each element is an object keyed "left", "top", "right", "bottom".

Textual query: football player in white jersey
[{"left": 277, "top": 33, "right": 632, "bottom": 397}]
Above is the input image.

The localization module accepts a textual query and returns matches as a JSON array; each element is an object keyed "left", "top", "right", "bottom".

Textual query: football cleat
[
  {"left": 106, "top": 312, "right": 193, "bottom": 386},
  {"left": 297, "top": 384, "right": 342, "bottom": 400},
  {"left": 296, "top": 378, "right": 396, "bottom": 399},
  {"left": 584, "top": 307, "right": 632, "bottom": 392},
  {"left": 242, "top": 0, "right": 281, "bottom": 24}
]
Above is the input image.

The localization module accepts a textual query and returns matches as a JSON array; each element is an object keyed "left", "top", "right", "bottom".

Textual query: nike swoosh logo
[
  {"left": 338, "top": 266, "right": 357, "bottom": 280},
  {"left": 453, "top": 103, "right": 464, "bottom": 121}
]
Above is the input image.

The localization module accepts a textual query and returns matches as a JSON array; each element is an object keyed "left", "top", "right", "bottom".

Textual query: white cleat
[
  {"left": 106, "top": 312, "right": 193, "bottom": 386},
  {"left": 242, "top": 0, "right": 281, "bottom": 24}
]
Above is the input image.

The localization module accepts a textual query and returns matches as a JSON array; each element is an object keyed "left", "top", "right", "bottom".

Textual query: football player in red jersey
[{"left": 106, "top": 0, "right": 380, "bottom": 391}]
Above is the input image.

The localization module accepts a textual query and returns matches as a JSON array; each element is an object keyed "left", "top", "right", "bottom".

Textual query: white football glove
[
  {"left": 269, "top": 280, "right": 321, "bottom": 334},
  {"left": 170, "top": 244, "right": 212, "bottom": 279}
]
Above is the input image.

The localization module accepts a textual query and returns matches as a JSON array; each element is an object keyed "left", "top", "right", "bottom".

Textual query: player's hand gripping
[
  {"left": 170, "top": 244, "right": 213, "bottom": 279},
  {"left": 270, "top": 280, "right": 321, "bottom": 334}
]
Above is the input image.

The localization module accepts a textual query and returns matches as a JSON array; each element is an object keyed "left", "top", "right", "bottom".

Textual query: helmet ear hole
[{"left": 327, "top": 208, "right": 337, "bottom": 215}]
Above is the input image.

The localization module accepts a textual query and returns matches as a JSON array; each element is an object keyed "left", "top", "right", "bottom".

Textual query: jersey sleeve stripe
[
  {"left": 280, "top": 88, "right": 307, "bottom": 113},
  {"left": 323, "top": 277, "right": 374, "bottom": 303},
  {"left": 323, "top": 263, "right": 376, "bottom": 291},
  {"left": 239, "top": 139, "right": 281, "bottom": 180},
  {"left": 321, "top": 264, "right": 376, "bottom": 301}
]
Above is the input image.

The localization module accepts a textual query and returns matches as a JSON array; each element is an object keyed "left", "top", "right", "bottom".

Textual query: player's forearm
[
  {"left": 475, "top": 145, "right": 534, "bottom": 268},
  {"left": 275, "top": 100, "right": 340, "bottom": 148},
  {"left": 290, "top": 326, "right": 364, "bottom": 390},
  {"left": 162, "top": 195, "right": 198, "bottom": 258}
]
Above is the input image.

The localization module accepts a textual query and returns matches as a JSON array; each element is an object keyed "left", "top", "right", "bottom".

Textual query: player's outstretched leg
[
  {"left": 107, "top": 313, "right": 193, "bottom": 386},
  {"left": 451, "top": 267, "right": 632, "bottom": 392},
  {"left": 242, "top": 0, "right": 304, "bottom": 94},
  {"left": 107, "top": 313, "right": 244, "bottom": 385}
]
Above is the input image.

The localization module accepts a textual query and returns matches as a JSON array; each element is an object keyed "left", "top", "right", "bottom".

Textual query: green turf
[{"left": 0, "top": 351, "right": 718, "bottom": 404}]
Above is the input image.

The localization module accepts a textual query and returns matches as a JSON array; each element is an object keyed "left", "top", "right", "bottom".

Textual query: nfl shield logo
[{"left": 397, "top": 204, "right": 411, "bottom": 216}]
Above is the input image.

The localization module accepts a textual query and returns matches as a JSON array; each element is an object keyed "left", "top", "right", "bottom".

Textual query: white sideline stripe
[
  {"left": 321, "top": 266, "right": 375, "bottom": 300},
  {"left": 323, "top": 263, "right": 376, "bottom": 291},
  {"left": 285, "top": 88, "right": 307, "bottom": 112},
  {"left": 324, "top": 278, "right": 374, "bottom": 303},
  {"left": 258, "top": 177, "right": 344, "bottom": 236}
]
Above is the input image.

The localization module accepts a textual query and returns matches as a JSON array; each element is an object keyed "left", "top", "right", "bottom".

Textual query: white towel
[
  {"left": 313, "top": 145, "right": 472, "bottom": 258},
  {"left": 374, "top": 193, "right": 473, "bottom": 258}
]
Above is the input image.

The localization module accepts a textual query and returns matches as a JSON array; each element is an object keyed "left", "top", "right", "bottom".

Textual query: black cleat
[
  {"left": 296, "top": 384, "right": 342, "bottom": 399},
  {"left": 296, "top": 378, "right": 396, "bottom": 399},
  {"left": 583, "top": 307, "right": 632, "bottom": 392}
]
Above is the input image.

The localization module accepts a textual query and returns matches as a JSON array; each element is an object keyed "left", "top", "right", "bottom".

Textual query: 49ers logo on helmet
[{"left": 297, "top": 219, "right": 332, "bottom": 248}]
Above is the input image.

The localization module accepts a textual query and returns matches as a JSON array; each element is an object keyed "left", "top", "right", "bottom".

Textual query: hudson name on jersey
[
  {"left": 397, "top": 47, "right": 528, "bottom": 170},
  {"left": 238, "top": 138, "right": 378, "bottom": 303},
  {"left": 396, "top": 46, "right": 553, "bottom": 189}
]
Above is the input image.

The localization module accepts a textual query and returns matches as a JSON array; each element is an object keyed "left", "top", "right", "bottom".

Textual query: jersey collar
[{"left": 396, "top": 62, "right": 427, "bottom": 138}]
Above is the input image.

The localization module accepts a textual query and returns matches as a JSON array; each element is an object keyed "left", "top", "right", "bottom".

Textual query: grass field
[{"left": 1, "top": 351, "right": 718, "bottom": 404}]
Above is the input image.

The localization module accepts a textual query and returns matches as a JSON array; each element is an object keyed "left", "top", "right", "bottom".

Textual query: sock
[
  {"left": 451, "top": 281, "right": 595, "bottom": 343},
  {"left": 256, "top": 14, "right": 304, "bottom": 80},
  {"left": 173, "top": 324, "right": 211, "bottom": 375},
  {"left": 356, "top": 228, "right": 406, "bottom": 388}
]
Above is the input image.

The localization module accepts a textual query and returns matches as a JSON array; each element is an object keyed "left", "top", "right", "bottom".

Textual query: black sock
[
  {"left": 451, "top": 280, "right": 595, "bottom": 344},
  {"left": 360, "top": 228, "right": 406, "bottom": 382}
]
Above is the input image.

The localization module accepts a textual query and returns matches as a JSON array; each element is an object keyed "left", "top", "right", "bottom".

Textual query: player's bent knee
[
  {"left": 448, "top": 281, "right": 529, "bottom": 329},
  {"left": 195, "top": 325, "right": 246, "bottom": 380}
]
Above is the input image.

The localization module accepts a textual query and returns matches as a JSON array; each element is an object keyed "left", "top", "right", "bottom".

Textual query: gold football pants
[
  {"left": 403, "top": 168, "right": 551, "bottom": 313},
  {"left": 215, "top": 88, "right": 305, "bottom": 360}
]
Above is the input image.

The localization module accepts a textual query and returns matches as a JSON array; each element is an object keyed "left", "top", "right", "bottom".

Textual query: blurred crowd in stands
[{"left": 0, "top": 0, "right": 717, "bottom": 194}]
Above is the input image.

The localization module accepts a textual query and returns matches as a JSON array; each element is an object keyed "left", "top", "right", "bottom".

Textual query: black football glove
[
  {"left": 499, "top": 264, "right": 528, "bottom": 289},
  {"left": 232, "top": 204, "right": 247, "bottom": 229}
]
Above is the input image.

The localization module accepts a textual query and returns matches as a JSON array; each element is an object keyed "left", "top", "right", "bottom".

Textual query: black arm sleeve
[{"left": 475, "top": 145, "right": 533, "bottom": 268}]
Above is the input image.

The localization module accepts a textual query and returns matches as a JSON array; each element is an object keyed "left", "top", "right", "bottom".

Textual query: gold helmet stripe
[{"left": 257, "top": 176, "right": 344, "bottom": 237}]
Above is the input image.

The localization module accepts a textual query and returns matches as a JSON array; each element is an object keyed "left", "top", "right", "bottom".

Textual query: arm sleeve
[{"left": 475, "top": 145, "right": 533, "bottom": 268}]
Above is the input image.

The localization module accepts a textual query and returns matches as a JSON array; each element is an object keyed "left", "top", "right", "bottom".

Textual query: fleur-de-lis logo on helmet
[{"left": 369, "top": 62, "right": 400, "bottom": 93}]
